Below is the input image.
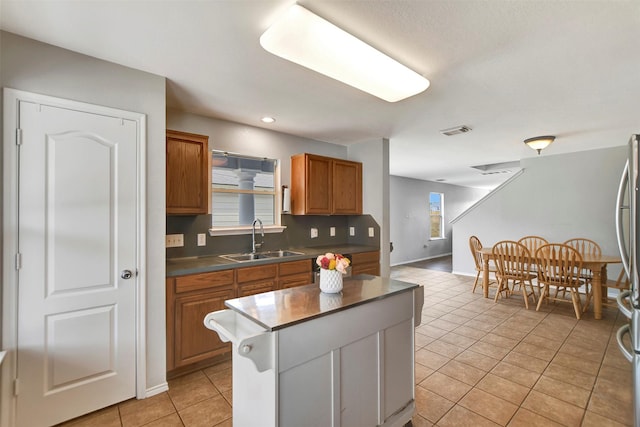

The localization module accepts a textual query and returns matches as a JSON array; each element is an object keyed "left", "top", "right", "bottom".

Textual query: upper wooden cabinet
[
  {"left": 332, "top": 159, "right": 363, "bottom": 215},
  {"left": 166, "top": 129, "right": 210, "bottom": 215},
  {"left": 291, "top": 153, "right": 362, "bottom": 215}
]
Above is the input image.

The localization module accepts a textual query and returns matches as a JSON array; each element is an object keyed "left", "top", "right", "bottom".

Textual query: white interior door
[{"left": 15, "top": 99, "right": 139, "bottom": 426}]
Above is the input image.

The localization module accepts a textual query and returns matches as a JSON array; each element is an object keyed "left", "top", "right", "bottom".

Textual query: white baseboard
[
  {"left": 451, "top": 270, "right": 475, "bottom": 277},
  {"left": 391, "top": 252, "right": 452, "bottom": 267},
  {"left": 145, "top": 382, "right": 169, "bottom": 398}
]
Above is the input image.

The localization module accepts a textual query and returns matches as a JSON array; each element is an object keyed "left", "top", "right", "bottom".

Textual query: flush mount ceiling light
[
  {"left": 261, "top": 116, "right": 276, "bottom": 123},
  {"left": 260, "top": 4, "right": 430, "bottom": 102},
  {"left": 524, "top": 135, "right": 555, "bottom": 155}
]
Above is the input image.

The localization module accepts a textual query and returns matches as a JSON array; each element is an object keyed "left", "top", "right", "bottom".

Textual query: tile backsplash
[{"left": 166, "top": 214, "right": 380, "bottom": 258}]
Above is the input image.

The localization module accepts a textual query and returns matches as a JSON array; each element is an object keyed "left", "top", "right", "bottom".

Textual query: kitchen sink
[
  {"left": 266, "top": 250, "right": 305, "bottom": 258},
  {"left": 220, "top": 250, "right": 304, "bottom": 263}
]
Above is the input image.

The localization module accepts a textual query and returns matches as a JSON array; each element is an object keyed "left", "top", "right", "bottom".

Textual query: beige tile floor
[{"left": 59, "top": 266, "right": 633, "bottom": 427}]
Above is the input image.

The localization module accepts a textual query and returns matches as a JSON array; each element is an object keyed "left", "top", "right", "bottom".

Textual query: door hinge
[
  {"left": 16, "top": 128, "right": 22, "bottom": 146},
  {"left": 15, "top": 253, "right": 22, "bottom": 270},
  {"left": 13, "top": 378, "right": 19, "bottom": 396}
]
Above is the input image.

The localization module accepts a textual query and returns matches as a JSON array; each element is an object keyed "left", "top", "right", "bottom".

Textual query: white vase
[{"left": 319, "top": 268, "right": 343, "bottom": 293}]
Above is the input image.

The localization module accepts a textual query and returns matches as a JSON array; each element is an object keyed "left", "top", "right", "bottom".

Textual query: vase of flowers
[{"left": 316, "top": 252, "right": 350, "bottom": 293}]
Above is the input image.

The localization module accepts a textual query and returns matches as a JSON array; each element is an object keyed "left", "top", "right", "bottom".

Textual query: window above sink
[{"left": 209, "top": 151, "right": 285, "bottom": 236}]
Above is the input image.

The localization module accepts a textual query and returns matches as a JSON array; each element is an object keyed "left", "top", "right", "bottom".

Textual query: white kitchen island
[{"left": 204, "top": 275, "right": 423, "bottom": 427}]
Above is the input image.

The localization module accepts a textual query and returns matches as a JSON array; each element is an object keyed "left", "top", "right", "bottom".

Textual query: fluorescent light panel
[{"left": 260, "top": 4, "right": 430, "bottom": 102}]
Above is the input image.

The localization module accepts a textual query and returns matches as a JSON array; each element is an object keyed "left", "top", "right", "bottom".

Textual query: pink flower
[{"left": 316, "top": 252, "right": 350, "bottom": 274}]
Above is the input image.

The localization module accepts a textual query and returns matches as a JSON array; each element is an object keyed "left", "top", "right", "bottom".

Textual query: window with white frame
[
  {"left": 210, "top": 151, "right": 280, "bottom": 231},
  {"left": 429, "top": 192, "right": 444, "bottom": 239}
]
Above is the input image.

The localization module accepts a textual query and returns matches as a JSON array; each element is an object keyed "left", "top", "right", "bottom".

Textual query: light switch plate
[
  {"left": 368, "top": 227, "right": 375, "bottom": 237},
  {"left": 166, "top": 234, "right": 184, "bottom": 248},
  {"left": 197, "top": 233, "right": 207, "bottom": 246},
  {"left": 330, "top": 227, "right": 336, "bottom": 237},
  {"left": 311, "top": 228, "right": 319, "bottom": 238},
  {"left": 349, "top": 227, "right": 355, "bottom": 236}
]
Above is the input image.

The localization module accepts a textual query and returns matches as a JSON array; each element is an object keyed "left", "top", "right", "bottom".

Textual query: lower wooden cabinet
[
  {"left": 237, "top": 264, "right": 278, "bottom": 297},
  {"left": 166, "top": 269, "right": 235, "bottom": 374},
  {"left": 167, "top": 258, "right": 314, "bottom": 375},
  {"left": 351, "top": 251, "right": 380, "bottom": 276},
  {"left": 278, "top": 259, "right": 313, "bottom": 289},
  {"left": 172, "top": 287, "right": 235, "bottom": 368}
]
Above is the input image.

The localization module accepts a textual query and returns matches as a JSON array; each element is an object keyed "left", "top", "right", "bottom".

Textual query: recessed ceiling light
[
  {"left": 260, "top": 4, "right": 430, "bottom": 102},
  {"left": 261, "top": 116, "right": 276, "bottom": 124}
]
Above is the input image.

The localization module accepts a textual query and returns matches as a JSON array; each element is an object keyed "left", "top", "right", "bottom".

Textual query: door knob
[{"left": 121, "top": 270, "right": 133, "bottom": 280}]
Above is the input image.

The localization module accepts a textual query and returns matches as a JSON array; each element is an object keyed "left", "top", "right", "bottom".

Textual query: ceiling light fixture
[
  {"left": 261, "top": 116, "right": 276, "bottom": 124},
  {"left": 524, "top": 135, "right": 555, "bottom": 155},
  {"left": 260, "top": 4, "right": 430, "bottom": 102}
]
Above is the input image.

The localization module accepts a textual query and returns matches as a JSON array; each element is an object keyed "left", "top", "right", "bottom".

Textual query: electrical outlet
[
  {"left": 310, "top": 228, "right": 319, "bottom": 238},
  {"left": 349, "top": 227, "right": 355, "bottom": 236},
  {"left": 197, "top": 233, "right": 207, "bottom": 246},
  {"left": 368, "top": 227, "right": 375, "bottom": 237},
  {"left": 330, "top": 227, "right": 336, "bottom": 237},
  {"left": 166, "top": 234, "right": 184, "bottom": 248}
]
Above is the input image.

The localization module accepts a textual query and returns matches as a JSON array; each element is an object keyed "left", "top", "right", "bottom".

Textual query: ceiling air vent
[
  {"left": 440, "top": 125, "right": 472, "bottom": 136},
  {"left": 471, "top": 161, "right": 521, "bottom": 175}
]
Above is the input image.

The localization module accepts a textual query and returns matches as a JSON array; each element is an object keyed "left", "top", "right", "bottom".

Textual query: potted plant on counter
[{"left": 316, "top": 253, "right": 350, "bottom": 293}]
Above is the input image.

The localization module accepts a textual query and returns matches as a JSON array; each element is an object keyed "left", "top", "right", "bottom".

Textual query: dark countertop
[
  {"left": 166, "top": 244, "right": 379, "bottom": 277},
  {"left": 224, "top": 275, "right": 418, "bottom": 331}
]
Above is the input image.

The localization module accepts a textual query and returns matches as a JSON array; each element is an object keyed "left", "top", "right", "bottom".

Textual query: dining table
[{"left": 478, "top": 246, "right": 622, "bottom": 320}]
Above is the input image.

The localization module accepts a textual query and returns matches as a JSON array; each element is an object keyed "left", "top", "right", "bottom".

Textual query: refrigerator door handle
[
  {"left": 616, "top": 159, "right": 630, "bottom": 278},
  {"left": 618, "top": 290, "right": 633, "bottom": 319},
  {"left": 616, "top": 324, "right": 634, "bottom": 362}
]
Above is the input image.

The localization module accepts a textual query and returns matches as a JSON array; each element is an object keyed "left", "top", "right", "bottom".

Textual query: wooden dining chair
[
  {"left": 517, "top": 236, "right": 548, "bottom": 258},
  {"left": 492, "top": 241, "right": 538, "bottom": 309},
  {"left": 535, "top": 243, "right": 585, "bottom": 319},
  {"left": 563, "top": 238, "right": 601, "bottom": 312},
  {"left": 469, "top": 235, "right": 497, "bottom": 293},
  {"left": 518, "top": 236, "right": 548, "bottom": 277}
]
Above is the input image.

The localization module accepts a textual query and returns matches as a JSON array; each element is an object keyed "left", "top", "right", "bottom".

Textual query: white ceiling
[{"left": 2, "top": 0, "right": 638, "bottom": 189}]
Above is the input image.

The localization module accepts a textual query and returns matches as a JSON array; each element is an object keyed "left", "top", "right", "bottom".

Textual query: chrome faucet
[{"left": 252, "top": 218, "right": 264, "bottom": 253}]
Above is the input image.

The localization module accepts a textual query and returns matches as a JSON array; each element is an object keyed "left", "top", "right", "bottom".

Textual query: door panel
[
  {"left": 46, "top": 132, "right": 113, "bottom": 292},
  {"left": 17, "top": 100, "right": 138, "bottom": 426},
  {"left": 46, "top": 306, "right": 115, "bottom": 388}
]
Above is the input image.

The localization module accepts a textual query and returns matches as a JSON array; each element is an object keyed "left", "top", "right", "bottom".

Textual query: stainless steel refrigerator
[{"left": 616, "top": 134, "right": 640, "bottom": 426}]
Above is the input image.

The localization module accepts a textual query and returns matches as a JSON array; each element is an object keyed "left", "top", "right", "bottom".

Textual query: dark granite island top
[{"left": 224, "top": 275, "right": 419, "bottom": 331}]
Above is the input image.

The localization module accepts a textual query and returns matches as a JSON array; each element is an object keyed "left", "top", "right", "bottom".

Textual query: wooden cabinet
[
  {"left": 166, "top": 129, "right": 210, "bottom": 215},
  {"left": 351, "top": 251, "right": 380, "bottom": 276},
  {"left": 167, "top": 259, "right": 313, "bottom": 375},
  {"left": 332, "top": 159, "right": 363, "bottom": 215},
  {"left": 291, "top": 153, "right": 362, "bottom": 215},
  {"left": 278, "top": 259, "right": 313, "bottom": 289},
  {"left": 166, "top": 270, "right": 234, "bottom": 374},
  {"left": 237, "top": 264, "right": 278, "bottom": 297}
]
